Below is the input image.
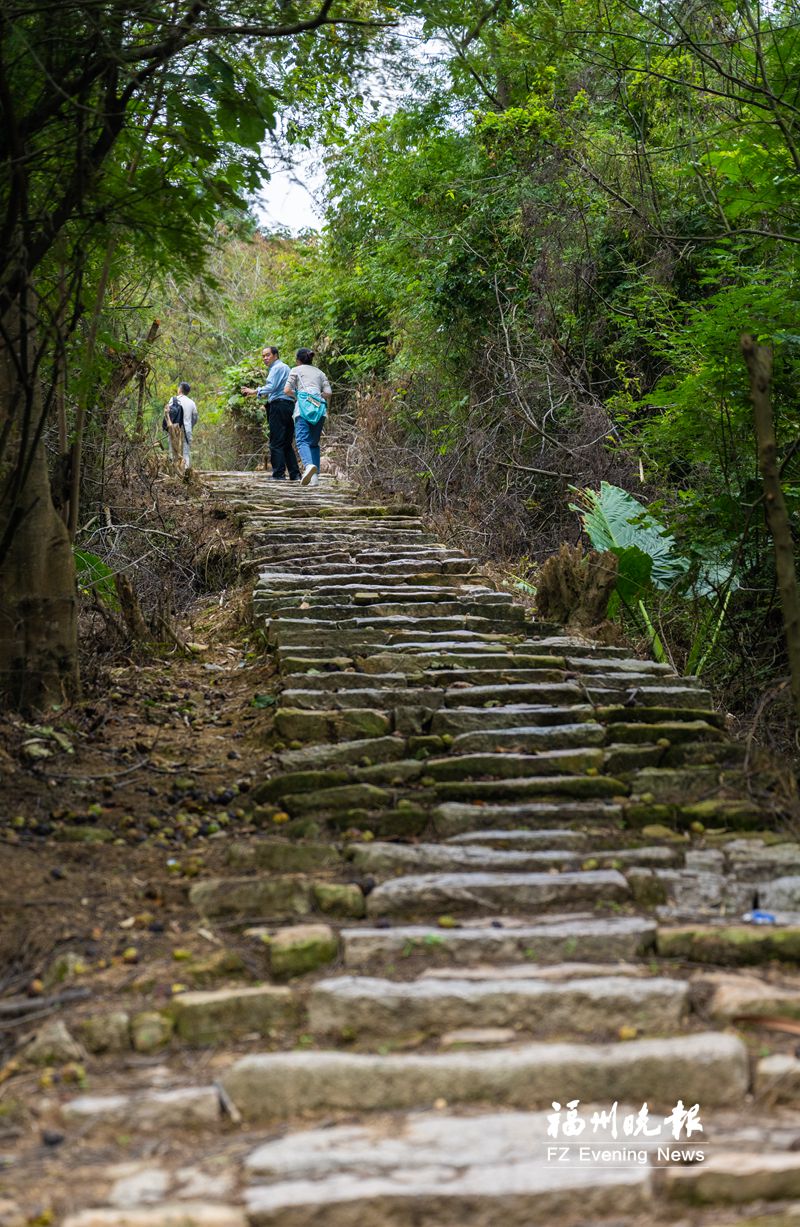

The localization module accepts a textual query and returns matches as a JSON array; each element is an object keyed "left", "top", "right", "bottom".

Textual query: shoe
[
  {"left": 289, "top": 474, "right": 302, "bottom": 482},
  {"left": 309, "top": 473, "right": 319, "bottom": 487},
  {"left": 300, "top": 464, "right": 317, "bottom": 486}
]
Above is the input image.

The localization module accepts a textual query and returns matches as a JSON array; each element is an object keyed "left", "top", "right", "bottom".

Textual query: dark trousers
[{"left": 268, "top": 398, "right": 300, "bottom": 479}]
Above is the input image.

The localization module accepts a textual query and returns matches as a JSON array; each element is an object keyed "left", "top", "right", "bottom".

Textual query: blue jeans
[{"left": 294, "top": 415, "right": 324, "bottom": 470}]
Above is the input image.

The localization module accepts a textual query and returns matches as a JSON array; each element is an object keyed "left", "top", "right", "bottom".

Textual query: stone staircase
[{"left": 49, "top": 472, "right": 800, "bottom": 1224}]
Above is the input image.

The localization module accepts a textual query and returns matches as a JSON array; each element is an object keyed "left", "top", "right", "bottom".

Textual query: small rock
[
  {"left": 269, "top": 924, "right": 339, "bottom": 980},
  {"left": 312, "top": 883, "right": 365, "bottom": 919},
  {"left": 44, "top": 950, "right": 87, "bottom": 988},
  {"left": 78, "top": 1011, "right": 131, "bottom": 1054},
  {"left": 110, "top": 1166, "right": 169, "bottom": 1208},
  {"left": 41, "top": 1129, "right": 65, "bottom": 1147},
  {"left": 21, "top": 1021, "right": 85, "bottom": 1066},
  {"left": 131, "top": 1012, "right": 173, "bottom": 1054}
]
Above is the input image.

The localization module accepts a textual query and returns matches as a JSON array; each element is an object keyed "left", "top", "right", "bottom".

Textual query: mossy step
[
  {"left": 226, "top": 841, "right": 342, "bottom": 872},
  {"left": 341, "top": 914, "right": 655, "bottom": 968},
  {"left": 278, "top": 685, "right": 444, "bottom": 711},
  {"left": 449, "top": 725, "right": 605, "bottom": 753},
  {"left": 220, "top": 1032, "right": 748, "bottom": 1120},
  {"left": 443, "top": 683, "right": 584, "bottom": 707},
  {"left": 189, "top": 875, "right": 365, "bottom": 922},
  {"left": 365, "top": 868, "right": 630, "bottom": 920},
  {"left": 276, "top": 735, "right": 410, "bottom": 769},
  {"left": 599, "top": 705, "right": 727, "bottom": 728},
  {"left": 602, "top": 720, "right": 725, "bottom": 745},
  {"left": 430, "top": 705, "right": 597, "bottom": 734},
  {"left": 431, "top": 800, "right": 624, "bottom": 837},
  {"left": 253, "top": 759, "right": 424, "bottom": 803},
  {"left": 423, "top": 748, "right": 606, "bottom": 780},
  {"left": 274, "top": 708, "right": 391, "bottom": 742},
  {"left": 308, "top": 971, "right": 688, "bottom": 1041},
  {"left": 169, "top": 985, "right": 300, "bottom": 1046},
  {"left": 657, "top": 924, "right": 800, "bottom": 965},
  {"left": 281, "top": 673, "right": 415, "bottom": 692},
  {"left": 430, "top": 774, "right": 629, "bottom": 802}
]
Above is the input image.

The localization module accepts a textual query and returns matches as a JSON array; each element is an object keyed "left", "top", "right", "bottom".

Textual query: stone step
[
  {"left": 308, "top": 971, "right": 689, "bottom": 1040},
  {"left": 431, "top": 800, "right": 624, "bottom": 836},
  {"left": 365, "top": 869, "right": 630, "bottom": 920},
  {"left": 657, "top": 924, "right": 800, "bottom": 965},
  {"left": 220, "top": 1031, "right": 748, "bottom": 1120},
  {"left": 423, "top": 748, "right": 607, "bottom": 779},
  {"left": 274, "top": 707, "right": 393, "bottom": 741},
  {"left": 429, "top": 774, "right": 628, "bottom": 803},
  {"left": 244, "top": 1109, "right": 653, "bottom": 1227},
  {"left": 170, "top": 985, "right": 300, "bottom": 1046},
  {"left": 346, "top": 840, "right": 683, "bottom": 876},
  {"left": 254, "top": 760, "right": 425, "bottom": 803},
  {"left": 268, "top": 613, "right": 527, "bottom": 642},
  {"left": 430, "top": 705, "right": 597, "bottom": 734},
  {"left": 341, "top": 915, "right": 656, "bottom": 968},
  {"left": 279, "top": 685, "right": 446, "bottom": 711},
  {"left": 449, "top": 725, "right": 605, "bottom": 753},
  {"left": 188, "top": 875, "right": 365, "bottom": 922},
  {"left": 276, "top": 735, "right": 410, "bottom": 769},
  {"left": 446, "top": 828, "right": 589, "bottom": 849}
]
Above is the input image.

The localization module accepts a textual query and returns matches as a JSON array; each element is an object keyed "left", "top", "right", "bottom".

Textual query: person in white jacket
[{"left": 164, "top": 381, "right": 199, "bottom": 472}]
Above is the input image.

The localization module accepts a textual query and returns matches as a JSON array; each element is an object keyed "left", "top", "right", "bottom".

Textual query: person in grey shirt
[
  {"left": 283, "top": 348, "right": 331, "bottom": 486},
  {"left": 241, "top": 345, "right": 300, "bottom": 480}
]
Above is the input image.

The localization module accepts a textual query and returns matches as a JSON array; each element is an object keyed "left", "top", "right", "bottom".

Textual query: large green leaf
[
  {"left": 74, "top": 548, "right": 119, "bottom": 608},
  {"left": 570, "top": 483, "right": 689, "bottom": 590},
  {"left": 613, "top": 545, "right": 654, "bottom": 605}
]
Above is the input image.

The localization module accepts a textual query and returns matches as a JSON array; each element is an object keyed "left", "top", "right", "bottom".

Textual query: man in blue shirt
[{"left": 241, "top": 346, "right": 301, "bottom": 480}]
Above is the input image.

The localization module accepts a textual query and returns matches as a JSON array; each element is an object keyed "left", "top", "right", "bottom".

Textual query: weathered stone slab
[
  {"left": 308, "top": 972, "right": 688, "bottom": 1039},
  {"left": 63, "top": 1087, "right": 219, "bottom": 1131},
  {"left": 755, "top": 1053, "right": 800, "bottom": 1104},
  {"left": 431, "top": 775, "right": 628, "bottom": 802},
  {"left": 190, "top": 876, "right": 312, "bottom": 921},
  {"left": 657, "top": 924, "right": 800, "bottom": 966},
  {"left": 348, "top": 841, "right": 583, "bottom": 875},
  {"left": 663, "top": 1151, "right": 800, "bottom": 1204},
  {"left": 63, "top": 1209, "right": 245, "bottom": 1227},
  {"left": 169, "top": 986, "right": 299, "bottom": 1045},
  {"left": 447, "top": 829, "right": 587, "bottom": 850},
  {"left": 221, "top": 1031, "right": 748, "bottom": 1119},
  {"left": 342, "top": 916, "right": 656, "bottom": 968},
  {"left": 430, "top": 706, "right": 596, "bottom": 735},
  {"left": 246, "top": 1162, "right": 650, "bottom": 1225},
  {"left": 366, "top": 869, "right": 629, "bottom": 919},
  {"left": 423, "top": 748, "right": 606, "bottom": 780},
  {"left": 269, "top": 924, "right": 339, "bottom": 979},
  {"left": 433, "top": 801, "right": 623, "bottom": 837},
  {"left": 450, "top": 724, "right": 605, "bottom": 753},
  {"left": 226, "top": 841, "right": 341, "bottom": 873},
  {"left": 690, "top": 970, "right": 800, "bottom": 1022}
]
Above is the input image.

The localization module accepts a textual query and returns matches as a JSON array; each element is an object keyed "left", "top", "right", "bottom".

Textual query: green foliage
[
  {"left": 570, "top": 483, "right": 689, "bottom": 591},
  {"left": 74, "top": 550, "right": 119, "bottom": 609}
]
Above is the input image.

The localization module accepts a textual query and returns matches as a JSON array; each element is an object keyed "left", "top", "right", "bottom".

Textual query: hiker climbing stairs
[{"left": 21, "top": 471, "right": 800, "bottom": 1224}]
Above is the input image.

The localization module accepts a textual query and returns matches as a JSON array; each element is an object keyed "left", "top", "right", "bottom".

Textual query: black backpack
[{"left": 162, "top": 396, "right": 184, "bottom": 432}]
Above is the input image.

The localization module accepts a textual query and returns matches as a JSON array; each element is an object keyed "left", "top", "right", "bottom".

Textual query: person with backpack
[
  {"left": 283, "top": 348, "right": 331, "bottom": 487},
  {"left": 241, "top": 345, "right": 301, "bottom": 481},
  {"left": 162, "top": 381, "right": 198, "bottom": 472}
]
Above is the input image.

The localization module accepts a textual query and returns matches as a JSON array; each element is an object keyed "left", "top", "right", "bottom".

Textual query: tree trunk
[
  {"left": 742, "top": 333, "right": 800, "bottom": 723},
  {"left": 0, "top": 303, "right": 78, "bottom": 710}
]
